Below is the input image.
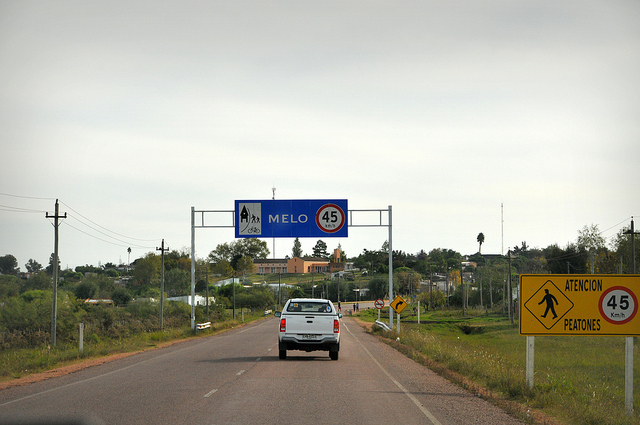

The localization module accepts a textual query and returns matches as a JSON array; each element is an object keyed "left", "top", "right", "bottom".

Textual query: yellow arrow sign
[{"left": 390, "top": 295, "right": 408, "bottom": 314}]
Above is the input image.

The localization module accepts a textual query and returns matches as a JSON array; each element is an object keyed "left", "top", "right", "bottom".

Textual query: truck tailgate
[{"left": 286, "top": 314, "right": 334, "bottom": 335}]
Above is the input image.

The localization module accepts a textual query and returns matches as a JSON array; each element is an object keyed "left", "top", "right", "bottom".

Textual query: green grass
[{"left": 359, "top": 308, "right": 640, "bottom": 425}]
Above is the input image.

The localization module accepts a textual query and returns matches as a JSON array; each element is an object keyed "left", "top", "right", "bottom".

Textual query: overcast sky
[{"left": 1, "top": 1, "right": 639, "bottom": 270}]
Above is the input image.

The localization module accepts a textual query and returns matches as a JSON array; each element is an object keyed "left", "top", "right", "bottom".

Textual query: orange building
[
  {"left": 254, "top": 248, "right": 345, "bottom": 275},
  {"left": 287, "top": 257, "right": 330, "bottom": 274}
]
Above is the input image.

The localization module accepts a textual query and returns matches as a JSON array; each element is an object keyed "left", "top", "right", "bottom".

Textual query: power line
[
  {"left": 60, "top": 220, "right": 156, "bottom": 250},
  {"left": 600, "top": 217, "right": 633, "bottom": 236},
  {"left": 59, "top": 200, "right": 158, "bottom": 242},
  {"left": 64, "top": 213, "right": 156, "bottom": 248},
  {"left": 0, "top": 204, "right": 47, "bottom": 213},
  {"left": 0, "top": 192, "right": 55, "bottom": 201}
]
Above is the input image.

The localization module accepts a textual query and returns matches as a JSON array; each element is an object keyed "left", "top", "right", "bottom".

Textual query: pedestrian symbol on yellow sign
[
  {"left": 524, "top": 280, "right": 574, "bottom": 330},
  {"left": 539, "top": 289, "right": 558, "bottom": 319}
]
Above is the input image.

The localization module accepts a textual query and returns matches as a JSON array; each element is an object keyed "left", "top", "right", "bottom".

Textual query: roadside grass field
[
  {"left": 0, "top": 312, "right": 266, "bottom": 383},
  {"left": 361, "top": 308, "right": 640, "bottom": 425}
]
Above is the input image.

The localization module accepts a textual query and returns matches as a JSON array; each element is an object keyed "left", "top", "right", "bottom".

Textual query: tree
[
  {"left": 234, "top": 239, "right": 270, "bottom": 260},
  {"left": 235, "top": 256, "right": 256, "bottom": 277},
  {"left": 111, "top": 288, "right": 132, "bottom": 306},
  {"left": 395, "top": 267, "right": 421, "bottom": 295},
  {"left": 23, "top": 272, "right": 51, "bottom": 291},
  {"left": 0, "top": 255, "right": 19, "bottom": 275},
  {"left": 25, "top": 259, "right": 43, "bottom": 273},
  {"left": 292, "top": 238, "right": 303, "bottom": 258},
  {"left": 576, "top": 224, "right": 607, "bottom": 273},
  {"left": 312, "top": 240, "right": 329, "bottom": 259},
  {"left": 477, "top": 233, "right": 485, "bottom": 254},
  {"left": 577, "top": 224, "right": 606, "bottom": 253},
  {"left": 46, "top": 253, "right": 61, "bottom": 276},
  {"left": 132, "top": 253, "right": 160, "bottom": 287},
  {"left": 208, "top": 239, "right": 270, "bottom": 264},
  {"left": 0, "top": 274, "right": 20, "bottom": 299},
  {"left": 611, "top": 225, "right": 640, "bottom": 274},
  {"left": 208, "top": 242, "right": 234, "bottom": 264},
  {"left": 368, "top": 277, "right": 387, "bottom": 300},
  {"left": 212, "top": 259, "right": 233, "bottom": 277},
  {"left": 165, "top": 268, "right": 190, "bottom": 297},
  {"left": 74, "top": 281, "right": 97, "bottom": 300}
]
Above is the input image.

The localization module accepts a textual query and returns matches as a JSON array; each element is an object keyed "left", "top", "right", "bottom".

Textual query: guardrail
[
  {"left": 375, "top": 320, "right": 391, "bottom": 331},
  {"left": 196, "top": 321, "right": 211, "bottom": 331}
]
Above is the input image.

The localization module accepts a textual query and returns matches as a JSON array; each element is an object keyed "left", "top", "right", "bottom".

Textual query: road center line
[
  {"left": 344, "top": 322, "right": 443, "bottom": 425},
  {"left": 204, "top": 389, "right": 218, "bottom": 398}
]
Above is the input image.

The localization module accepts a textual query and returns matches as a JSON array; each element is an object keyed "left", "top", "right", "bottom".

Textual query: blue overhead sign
[{"left": 235, "top": 199, "right": 348, "bottom": 238}]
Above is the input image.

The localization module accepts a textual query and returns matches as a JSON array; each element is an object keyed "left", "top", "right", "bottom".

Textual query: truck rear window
[{"left": 286, "top": 302, "right": 333, "bottom": 313}]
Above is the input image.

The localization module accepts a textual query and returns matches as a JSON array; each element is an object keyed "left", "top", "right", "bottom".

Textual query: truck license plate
[{"left": 301, "top": 334, "right": 317, "bottom": 339}]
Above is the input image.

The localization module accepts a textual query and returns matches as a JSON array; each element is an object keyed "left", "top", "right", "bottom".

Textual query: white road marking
[
  {"left": 204, "top": 389, "right": 218, "bottom": 398},
  {"left": 344, "top": 322, "right": 444, "bottom": 425},
  {"left": 236, "top": 370, "right": 245, "bottom": 376}
]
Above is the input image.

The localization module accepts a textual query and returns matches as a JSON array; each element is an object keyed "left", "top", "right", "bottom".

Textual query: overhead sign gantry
[{"left": 190, "top": 200, "right": 395, "bottom": 330}]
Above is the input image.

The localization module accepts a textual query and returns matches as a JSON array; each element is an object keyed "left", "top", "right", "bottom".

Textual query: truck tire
[
  {"left": 329, "top": 350, "right": 338, "bottom": 360},
  {"left": 279, "top": 349, "right": 287, "bottom": 360}
]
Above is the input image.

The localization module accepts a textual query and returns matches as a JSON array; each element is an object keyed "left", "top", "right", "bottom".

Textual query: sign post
[
  {"left": 520, "top": 274, "right": 640, "bottom": 415},
  {"left": 390, "top": 296, "right": 407, "bottom": 333},
  {"left": 374, "top": 298, "right": 385, "bottom": 321}
]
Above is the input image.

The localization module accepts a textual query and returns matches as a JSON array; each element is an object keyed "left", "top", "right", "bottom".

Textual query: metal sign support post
[
  {"left": 348, "top": 206, "right": 393, "bottom": 329},
  {"left": 526, "top": 336, "right": 534, "bottom": 388},
  {"left": 190, "top": 207, "right": 235, "bottom": 330},
  {"left": 389, "top": 206, "right": 393, "bottom": 330},
  {"left": 190, "top": 208, "right": 195, "bottom": 330},
  {"left": 626, "top": 337, "right": 633, "bottom": 416}
]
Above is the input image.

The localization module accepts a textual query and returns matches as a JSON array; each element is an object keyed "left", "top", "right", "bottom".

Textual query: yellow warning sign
[
  {"left": 390, "top": 295, "right": 408, "bottom": 314},
  {"left": 520, "top": 275, "right": 640, "bottom": 336}
]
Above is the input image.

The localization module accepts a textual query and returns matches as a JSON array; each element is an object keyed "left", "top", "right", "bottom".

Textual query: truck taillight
[
  {"left": 334, "top": 319, "right": 340, "bottom": 333},
  {"left": 280, "top": 318, "right": 286, "bottom": 332}
]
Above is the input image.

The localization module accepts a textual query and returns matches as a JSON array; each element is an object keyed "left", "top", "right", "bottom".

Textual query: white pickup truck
[{"left": 275, "top": 298, "right": 342, "bottom": 360}]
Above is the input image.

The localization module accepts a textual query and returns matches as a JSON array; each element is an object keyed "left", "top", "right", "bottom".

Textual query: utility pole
[
  {"left": 507, "top": 249, "right": 513, "bottom": 324},
  {"left": 623, "top": 217, "right": 638, "bottom": 274},
  {"left": 46, "top": 199, "right": 66, "bottom": 347},
  {"left": 156, "top": 239, "right": 168, "bottom": 329},
  {"left": 461, "top": 266, "right": 465, "bottom": 316},
  {"left": 624, "top": 217, "right": 639, "bottom": 416}
]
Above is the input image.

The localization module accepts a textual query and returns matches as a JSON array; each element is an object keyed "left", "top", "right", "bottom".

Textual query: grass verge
[{"left": 0, "top": 313, "right": 266, "bottom": 384}]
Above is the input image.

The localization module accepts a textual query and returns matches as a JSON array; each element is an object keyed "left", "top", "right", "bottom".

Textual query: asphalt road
[{"left": 0, "top": 317, "right": 524, "bottom": 425}]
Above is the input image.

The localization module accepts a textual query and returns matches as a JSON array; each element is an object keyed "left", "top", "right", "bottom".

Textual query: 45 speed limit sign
[
  {"left": 316, "top": 204, "right": 346, "bottom": 233},
  {"left": 599, "top": 286, "right": 638, "bottom": 325}
]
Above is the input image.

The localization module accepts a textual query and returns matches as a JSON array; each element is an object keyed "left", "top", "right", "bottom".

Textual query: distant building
[
  {"left": 254, "top": 248, "right": 345, "bottom": 275},
  {"left": 288, "top": 256, "right": 330, "bottom": 273},
  {"left": 253, "top": 258, "right": 288, "bottom": 274}
]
